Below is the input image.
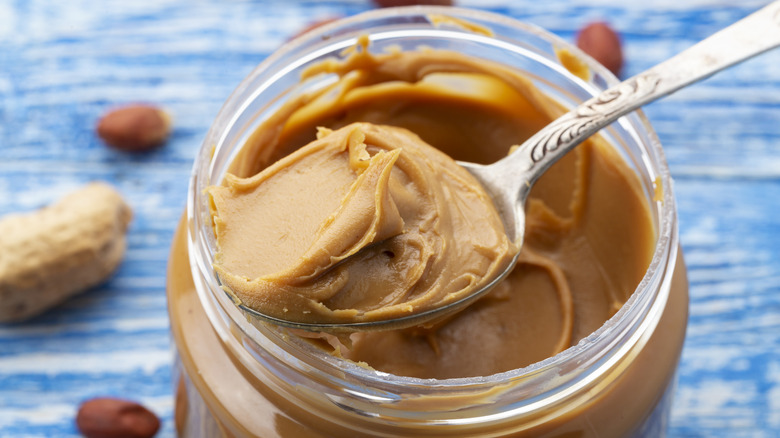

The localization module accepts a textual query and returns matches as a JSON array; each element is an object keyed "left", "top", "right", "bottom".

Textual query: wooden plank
[{"left": 1, "top": 0, "right": 778, "bottom": 436}]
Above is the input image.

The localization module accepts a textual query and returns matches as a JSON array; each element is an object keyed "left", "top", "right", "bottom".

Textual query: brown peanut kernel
[
  {"left": 374, "top": 0, "right": 453, "bottom": 7},
  {"left": 76, "top": 397, "right": 160, "bottom": 438},
  {"left": 576, "top": 21, "right": 624, "bottom": 76},
  {"left": 97, "top": 104, "right": 171, "bottom": 152}
]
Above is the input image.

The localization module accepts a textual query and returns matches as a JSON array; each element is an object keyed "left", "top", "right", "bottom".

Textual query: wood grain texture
[{"left": 1, "top": 0, "right": 778, "bottom": 436}]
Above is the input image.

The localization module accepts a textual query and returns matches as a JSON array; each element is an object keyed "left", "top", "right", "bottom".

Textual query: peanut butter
[
  {"left": 207, "top": 39, "right": 655, "bottom": 378},
  {"left": 208, "top": 123, "right": 517, "bottom": 324}
]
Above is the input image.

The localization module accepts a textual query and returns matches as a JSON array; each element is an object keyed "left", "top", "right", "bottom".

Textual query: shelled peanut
[
  {"left": 576, "top": 21, "right": 623, "bottom": 76},
  {"left": 374, "top": 0, "right": 453, "bottom": 6},
  {"left": 77, "top": 397, "right": 160, "bottom": 438},
  {"left": 97, "top": 104, "right": 171, "bottom": 152},
  {"left": 0, "top": 182, "right": 132, "bottom": 322}
]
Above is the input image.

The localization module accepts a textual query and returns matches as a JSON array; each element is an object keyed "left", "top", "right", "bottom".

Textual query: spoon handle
[{"left": 492, "top": 0, "right": 780, "bottom": 199}]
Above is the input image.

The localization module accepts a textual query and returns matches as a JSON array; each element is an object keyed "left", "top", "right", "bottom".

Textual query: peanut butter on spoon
[{"left": 208, "top": 122, "right": 518, "bottom": 326}]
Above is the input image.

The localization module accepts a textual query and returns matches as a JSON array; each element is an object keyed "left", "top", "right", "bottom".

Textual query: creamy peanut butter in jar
[{"left": 167, "top": 7, "right": 689, "bottom": 437}]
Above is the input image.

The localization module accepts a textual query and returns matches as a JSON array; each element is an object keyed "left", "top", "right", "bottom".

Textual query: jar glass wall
[{"left": 167, "top": 6, "right": 689, "bottom": 437}]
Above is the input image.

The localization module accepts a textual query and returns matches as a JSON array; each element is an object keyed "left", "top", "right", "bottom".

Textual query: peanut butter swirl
[{"left": 208, "top": 123, "right": 518, "bottom": 324}]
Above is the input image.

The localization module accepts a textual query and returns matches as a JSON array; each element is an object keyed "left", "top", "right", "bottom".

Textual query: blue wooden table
[{"left": 1, "top": 1, "right": 779, "bottom": 436}]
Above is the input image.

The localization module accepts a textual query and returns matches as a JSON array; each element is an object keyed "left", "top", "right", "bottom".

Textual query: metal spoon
[{"left": 242, "top": 0, "right": 780, "bottom": 333}]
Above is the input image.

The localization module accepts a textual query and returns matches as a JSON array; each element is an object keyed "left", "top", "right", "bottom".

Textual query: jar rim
[{"left": 186, "top": 4, "right": 679, "bottom": 422}]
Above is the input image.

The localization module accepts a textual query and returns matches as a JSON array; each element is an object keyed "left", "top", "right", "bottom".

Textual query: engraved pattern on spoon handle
[{"left": 528, "top": 74, "right": 661, "bottom": 164}]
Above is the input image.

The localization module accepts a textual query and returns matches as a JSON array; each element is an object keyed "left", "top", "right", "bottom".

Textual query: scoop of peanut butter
[{"left": 208, "top": 122, "right": 517, "bottom": 324}]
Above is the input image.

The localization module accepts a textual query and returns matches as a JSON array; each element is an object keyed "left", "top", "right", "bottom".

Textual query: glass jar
[{"left": 167, "top": 6, "right": 689, "bottom": 437}]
